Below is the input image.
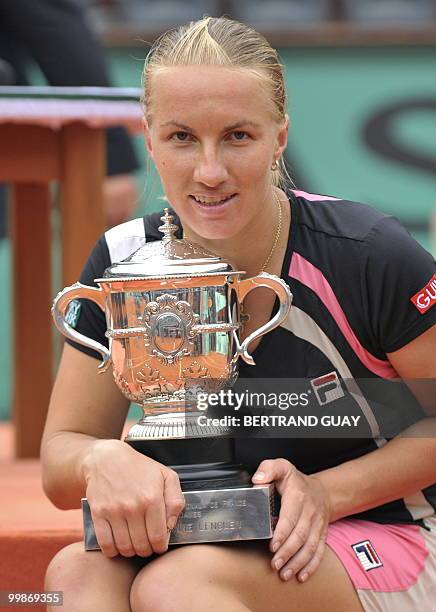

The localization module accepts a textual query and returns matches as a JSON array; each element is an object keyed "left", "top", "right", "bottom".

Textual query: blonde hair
[{"left": 142, "top": 16, "right": 290, "bottom": 187}]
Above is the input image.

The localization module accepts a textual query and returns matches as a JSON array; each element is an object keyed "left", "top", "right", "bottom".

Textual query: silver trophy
[{"left": 52, "top": 209, "right": 292, "bottom": 546}]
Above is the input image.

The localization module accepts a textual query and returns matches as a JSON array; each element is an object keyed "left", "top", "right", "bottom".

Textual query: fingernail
[
  {"left": 274, "top": 558, "right": 284, "bottom": 571},
  {"left": 282, "top": 569, "right": 292, "bottom": 581},
  {"left": 167, "top": 516, "right": 177, "bottom": 530},
  {"left": 299, "top": 573, "right": 308, "bottom": 583},
  {"left": 252, "top": 471, "right": 265, "bottom": 481},
  {"left": 271, "top": 540, "right": 280, "bottom": 553}
]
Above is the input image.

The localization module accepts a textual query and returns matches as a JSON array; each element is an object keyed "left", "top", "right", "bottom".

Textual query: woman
[{"left": 43, "top": 17, "right": 436, "bottom": 611}]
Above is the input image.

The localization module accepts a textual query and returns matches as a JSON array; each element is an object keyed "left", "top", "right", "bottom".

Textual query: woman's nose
[{"left": 193, "top": 150, "right": 229, "bottom": 186}]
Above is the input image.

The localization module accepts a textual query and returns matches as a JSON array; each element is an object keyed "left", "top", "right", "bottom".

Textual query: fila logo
[
  {"left": 410, "top": 273, "right": 436, "bottom": 314},
  {"left": 352, "top": 540, "right": 383, "bottom": 571},
  {"left": 310, "top": 371, "right": 345, "bottom": 406}
]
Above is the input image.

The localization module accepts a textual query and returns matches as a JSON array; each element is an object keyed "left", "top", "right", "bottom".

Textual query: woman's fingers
[
  {"left": 272, "top": 515, "right": 326, "bottom": 581},
  {"left": 270, "top": 508, "right": 299, "bottom": 553},
  {"left": 276, "top": 533, "right": 326, "bottom": 583},
  {"left": 252, "top": 458, "right": 300, "bottom": 554},
  {"left": 91, "top": 496, "right": 156, "bottom": 558},
  {"left": 125, "top": 468, "right": 184, "bottom": 555},
  {"left": 91, "top": 510, "right": 136, "bottom": 558},
  {"left": 125, "top": 512, "right": 153, "bottom": 557},
  {"left": 269, "top": 487, "right": 304, "bottom": 553},
  {"left": 163, "top": 468, "right": 185, "bottom": 530},
  {"left": 272, "top": 514, "right": 311, "bottom": 569},
  {"left": 294, "top": 535, "right": 327, "bottom": 582},
  {"left": 107, "top": 516, "right": 136, "bottom": 557},
  {"left": 253, "top": 458, "right": 295, "bottom": 489},
  {"left": 92, "top": 516, "right": 118, "bottom": 558},
  {"left": 255, "top": 458, "right": 330, "bottom": 582},
  {"left": 145, "top": 490, "right": 172, "bottom": 554},
  {"left": 85, "top": 452, "right": 185, "bottom": 559}
]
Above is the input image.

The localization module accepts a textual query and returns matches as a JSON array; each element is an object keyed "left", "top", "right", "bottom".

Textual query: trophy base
[
  {"left": 126, "top": 435, "right": 235, "bottom": 467},
  {"left": 174, "top": 461, "right": 251, "bottom": 491},
  {"left": 82, "top": 416, "right": 278, "bottom": 549},
  {"left": 82, "top": 483, "right": 279, "bottom": 549},
  {"left": 126, "top": 428, "right": 252, "bottom": 491}
]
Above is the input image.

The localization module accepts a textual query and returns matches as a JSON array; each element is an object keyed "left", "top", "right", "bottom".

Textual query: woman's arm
[
  {"left": 314, "top": 324, "right": 436, "bottom": 521},
  {"left": 41, "top": 343, "right": 131, "bottom": 509},
  {"left": 41, "top": 343, "right": 185, "bottom": 558},
  {"left": 314, "top": 419, "right": 436, "bottom": 522}
]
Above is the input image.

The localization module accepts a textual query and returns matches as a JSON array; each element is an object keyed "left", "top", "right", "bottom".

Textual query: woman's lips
[{"left": 189, "top": 193, "right": 237, "bottom": 208}]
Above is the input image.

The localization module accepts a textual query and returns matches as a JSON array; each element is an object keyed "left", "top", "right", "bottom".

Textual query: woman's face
[{"left": 144, "top": 65, "right": 288, "bottom": 241}]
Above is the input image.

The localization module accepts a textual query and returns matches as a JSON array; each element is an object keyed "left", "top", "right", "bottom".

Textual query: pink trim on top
[
  {"left": 291, "top": 189, "right": 341, "bottom": 202},
  {"left": 289, "top": 253, "right": 397, "bottom": 379}
]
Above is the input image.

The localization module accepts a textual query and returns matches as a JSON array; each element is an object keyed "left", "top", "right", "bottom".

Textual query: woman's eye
[
  {"left": 171, "top": 131, "right": 192, "bottom": 142},
  {"left": 230, "top": 131, "right": 249, "bottom": 141}
]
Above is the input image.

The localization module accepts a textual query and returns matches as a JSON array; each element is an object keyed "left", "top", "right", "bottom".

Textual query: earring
[{"left": 271, "top": 160, "right": 278, "bottom": 171}]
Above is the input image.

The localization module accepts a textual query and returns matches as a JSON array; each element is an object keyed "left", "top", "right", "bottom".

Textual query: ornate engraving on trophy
[
  {"left": 220, "top": 360, "right": 238, "bottom": 383},
  {"left": 182, "top": 361, "right": 210, "bottom": 378},
  {"left": 113, "top": 371, "right": 137, "bottom": 403},
  {"left": 143, "top": 294, "right": 200, "bottom": 365},
  {"left": 163, "top": 240, "right": 214, "bottom": 259},
  {"left": 136, "top": 363, "right": 161, "bottom": 385},
  {"left": 136, "top": 364, "right": 184, "bottom": 399}
]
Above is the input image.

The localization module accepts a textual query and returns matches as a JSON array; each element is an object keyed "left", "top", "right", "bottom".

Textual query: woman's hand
[
  {"left": 82, "top": 439, "right": 185, "bottom": 559},
  {"left": 252, "top": 458, "right": 330, "bottom": 583}
]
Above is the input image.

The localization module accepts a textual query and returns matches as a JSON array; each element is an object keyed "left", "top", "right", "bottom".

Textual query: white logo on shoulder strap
[
  {"left": 310, "top": 371, "right": 345, "bottom": 405},
  {"left": 352, "top": 540, "right": 383, "bottom": 571},
  {"left": 65, "top": 300, "right": 81, "bottom": 329}
]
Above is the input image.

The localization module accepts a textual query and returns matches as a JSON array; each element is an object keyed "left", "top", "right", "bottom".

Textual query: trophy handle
[
  {"left": 234, "top": 272, "right": 292, "bottom": 366},
  {"left": 52, "top": 282, "right": 111, "bottom": 373}
]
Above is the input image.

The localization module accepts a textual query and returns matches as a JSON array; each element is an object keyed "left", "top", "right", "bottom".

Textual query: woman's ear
[
  {"left": 142, "top": 117, "right": 154, "bottom": 159},
  {"left": 275, "top": 114, "right": 289, "bottom": 160}
]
